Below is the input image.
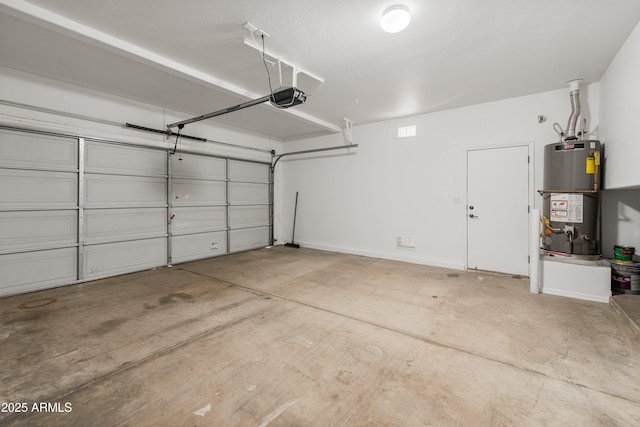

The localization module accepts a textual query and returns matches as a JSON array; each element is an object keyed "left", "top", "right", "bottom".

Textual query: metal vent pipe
[{"left": 564, "top": 79, "right": 582, "bottom": 140}]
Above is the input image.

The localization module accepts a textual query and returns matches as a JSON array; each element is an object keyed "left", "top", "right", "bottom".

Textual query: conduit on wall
[{"left": 530, "top": 208, "right": 541, "bottom": 294}]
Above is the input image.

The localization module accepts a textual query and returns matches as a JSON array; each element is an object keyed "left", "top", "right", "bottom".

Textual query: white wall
[
  {"left": 5, "top": 61, "right": 633, "bottom": 266},
  {"left": 0, "top": 67, "right": 280, "bottom": 159},
  {"left": 599, "top": 19, "right": 640, "bottom": 257},
  {"left": 281, "top": 85, "right": 600, "bottom": 269},
  {"left": 0, "top": 66, "right": 286, "bottom": 243},
  {"left": 600, "top": 19, "right": 640, "bottom": 190},
  {"left": 601, "top": 189, "right": 640, "bottom": 259}
]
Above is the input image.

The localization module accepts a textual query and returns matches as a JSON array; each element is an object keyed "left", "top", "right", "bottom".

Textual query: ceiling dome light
[{"left": 380, "top": 5, "right": 411, "bottom": 33}]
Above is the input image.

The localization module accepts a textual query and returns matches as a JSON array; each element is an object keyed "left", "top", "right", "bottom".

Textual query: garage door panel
[
  {"left": 0, "top": 210, "right": 77, "bottom": 252},
  {"left": 172, "top": 231, "right": 227, "bottom": 263},
  {"left": 172, "top": 154, "right": 226, "bottom": 180},
  {"left": 85, "top": 141, "right": 166, "bottom": 176},
  {"left": 1, "top": 126, "right": 274, "bottom": 295},
  {"left": 84, "top": 238, "right": 167, "bottom": 279},
  {"left": 230, "top": 227, "right": 269, "bottom": 252},
  {"left": 172, "top": 179, "right": 226, "bottom": 206},
  {"left": 0, "top": 248, "right": 77, "bottom": 297},
  {"left": 84, "top": 208, "right": 167, "bottom": 244},
  {"left": 229, "top": 160, "right": 269, "bottom": 183},
  {"left": 171, "top": 206, "right": 227, "bottom": 235},
  {"left": 0, "top": 169, "right": 77, "bottom": 209},
  {"left": 229, "top": 206, "right": 269, "bottom": 229},
  {"left": 85, "top": 174, "right": 167, "bottom": 208},
  {"left": 0, "top": 129, "right": 77, "bottom": 171},
  {"left": 229, "top": 182, "right": 269, "bottom": 205}
]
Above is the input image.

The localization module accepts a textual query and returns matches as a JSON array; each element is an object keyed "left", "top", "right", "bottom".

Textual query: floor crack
[{"left": 179, "top": 265, "right": 640, "bottom": 407}]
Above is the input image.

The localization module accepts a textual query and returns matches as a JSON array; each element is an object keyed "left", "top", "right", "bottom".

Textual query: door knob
[{"left": 469, "top": 206, "right": 474, "bottom": 210}]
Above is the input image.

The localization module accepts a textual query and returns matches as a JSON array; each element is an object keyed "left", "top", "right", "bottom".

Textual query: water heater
[
  {"left": 541, "top": 79, "right": 603, "bottom": 257},
  {"left": 541, "top": 140, "right": 602, "bottom": 255}
]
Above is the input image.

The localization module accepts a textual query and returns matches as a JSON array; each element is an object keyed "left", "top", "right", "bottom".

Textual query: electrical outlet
[{"left": 396, "top": 236, "right": 416, "bottom": 250}]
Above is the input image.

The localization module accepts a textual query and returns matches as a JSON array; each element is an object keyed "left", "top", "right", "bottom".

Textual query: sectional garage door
[
  {"left": 170, "top": 153, "right": 228, "bottom": 263},
  {"left": 169, "top": 154, "right": 270, "bottom": 262},
  {"left": 0, "top": 129, "right": 79, "bottom": 296},
  {"left": 0, "top": 126, "right": 271, "bottom": 297},
  {"left": 83, "top": 141, "right": 169, "bottom": 279},
  {"left": 228, "top": 159, "right": 271, "bottom": 252}
]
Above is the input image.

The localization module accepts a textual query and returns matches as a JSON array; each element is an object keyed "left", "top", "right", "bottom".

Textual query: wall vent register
[{"left": 397, "top": 125, "right": 416, "bottom": 138}]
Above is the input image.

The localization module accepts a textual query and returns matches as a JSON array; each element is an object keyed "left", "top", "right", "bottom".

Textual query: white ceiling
[{"left": 1, "top": 0, "right": 640, "bottom": 141}]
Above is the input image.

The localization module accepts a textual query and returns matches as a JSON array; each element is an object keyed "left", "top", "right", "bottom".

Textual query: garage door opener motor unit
[{"left": 166, "top": 87, "right": 307, "bottom": 130}]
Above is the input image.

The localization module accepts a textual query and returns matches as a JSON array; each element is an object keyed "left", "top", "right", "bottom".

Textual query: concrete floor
[
  {"left": 612, "top": 293, "right": 640, "bottom": 337},
  {"left": 1, "top": 246, "right": 639, "bottom": 426}
]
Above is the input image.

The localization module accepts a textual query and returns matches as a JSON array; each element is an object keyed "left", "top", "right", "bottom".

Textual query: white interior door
[{"left": 467, "top": 145, "right": 530, "bottom": 276}]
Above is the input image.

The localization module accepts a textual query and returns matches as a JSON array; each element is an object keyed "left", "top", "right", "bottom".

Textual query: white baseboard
[
  {"left": 541, "top": 287, "right": 611, "bottom": 303},
  {"left": 293, "top": 240, "right": 466, "bottom": 271}
]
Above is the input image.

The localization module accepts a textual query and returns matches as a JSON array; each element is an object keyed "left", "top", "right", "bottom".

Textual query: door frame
[{"left": 465, "top": 142, "right": 535, "bottom": 275}]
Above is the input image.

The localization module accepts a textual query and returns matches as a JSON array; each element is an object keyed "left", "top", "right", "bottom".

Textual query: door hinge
[
  {"left": 528, "top": 155, "right": 530, "bottom": 163},
  {"left": 528, "top": 255, "right": 530, "bottom": 264},
  {"left": 528, "top": 205, "right": 530, "bottom": 213}
]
